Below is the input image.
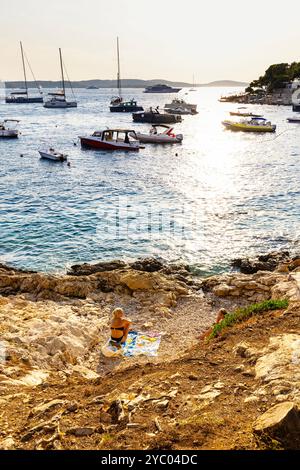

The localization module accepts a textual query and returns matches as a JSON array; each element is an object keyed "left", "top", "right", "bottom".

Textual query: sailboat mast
[
  {"left": 117, "top": 37, "right": 121, "bottom": 98},
  {"left": 59, "top": 48, "right": 66, "bottom": 97},
  {"left": 20, "top": 42, "right": 28, "bottom": 97}
]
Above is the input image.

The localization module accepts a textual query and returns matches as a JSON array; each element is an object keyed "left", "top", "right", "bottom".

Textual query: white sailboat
[{"left": 44, "top": 49, "right": 77, "bottom": 109}]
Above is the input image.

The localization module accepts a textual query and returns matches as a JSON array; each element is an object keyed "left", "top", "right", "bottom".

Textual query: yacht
[
  {"left": 6, "top": 42, "right": 43, "bottom": 104},
  {"left": 144, "top": 84, "right": 182, "bottom": 93},
  {"left": 44, "top": 49, "right": 77, "bottom": 109}
]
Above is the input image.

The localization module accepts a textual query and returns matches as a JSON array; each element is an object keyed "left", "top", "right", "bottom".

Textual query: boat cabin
[{"left": 92, "top": 129, "right": 137, "bottom": 143}]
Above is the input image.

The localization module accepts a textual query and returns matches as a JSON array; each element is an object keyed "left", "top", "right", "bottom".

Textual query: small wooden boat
[
  {"left": 79, "top": 129, "right": 140, "bottom": 151},
  {"left": 39, "top": 148, "right": 68, "bottom": 161},
  {"left": 131, "top": 125, "right": 183, "bottom": 144},
  {"left": 222, "top": 117, "right": 276, "bottom": 133},
  {"left": 0, "top": 120, "right": 19, "bottom": 138},
  {"left": 230, "top": 107, "right": 262, "bottom": 117}
]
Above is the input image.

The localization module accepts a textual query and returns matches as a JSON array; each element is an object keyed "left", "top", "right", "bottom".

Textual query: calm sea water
[{"left": 0, "top": 87, "right": 299, "bottom": 274}]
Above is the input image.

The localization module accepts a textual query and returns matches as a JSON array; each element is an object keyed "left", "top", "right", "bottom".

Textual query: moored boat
[
  {"left": 39, "top": 148, "right": 68, "bottom": 161},
  {"left": 164, "top": 98, "right": 197, "bottom": 115},
  {"left": 132, "top": 107, "right": 182, "bottom": 124},
  {"left": 230, "top": 107, "right": 262, "bottom": 117},
  {"left": 6, "top": 42, "right": 43, "bottom": 104},
  {"left": 287, "top": 115, "right": 300, "bottom": 123},
  {"left": 109, "top": 38, "right": 143, "bottom": 112},
  {"left": 222, "top": 117, "right": 276, "bottom": 133},
  {"left": 44, "top": 49, "right": 77, "bottom": 109},
  {"left": 79, "top": 129, "right": 140, "bottom": 151},
  {"left": 0, "top": 120, "right": 20, "bottom": 138},
  {"left": 144, "top": 84, "right": 182, "bottom": 93},
  {"left": 131, "top": 125, "right": 183, "bottom": 144}
]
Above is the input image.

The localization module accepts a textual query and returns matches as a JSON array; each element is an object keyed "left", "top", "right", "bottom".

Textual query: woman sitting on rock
[{"left": 110, "top": 308, "right": 132, "bottom": 346}]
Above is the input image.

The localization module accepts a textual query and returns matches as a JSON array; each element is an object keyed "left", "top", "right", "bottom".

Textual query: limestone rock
[
  {"left": 0, "top": 436, "right": 16, "bottom": 450},
  {"left": 253, "top": 402, "right": 300, "bottom": 449}
]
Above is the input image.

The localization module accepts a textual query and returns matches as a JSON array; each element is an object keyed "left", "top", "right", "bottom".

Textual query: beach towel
[{"left": 101, "top": 331, "right": 161, "bottom": 358}]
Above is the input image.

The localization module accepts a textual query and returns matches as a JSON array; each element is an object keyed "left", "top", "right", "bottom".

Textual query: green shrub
[{"left": 208, "top": 299, "right": 288, "bottom": 340}]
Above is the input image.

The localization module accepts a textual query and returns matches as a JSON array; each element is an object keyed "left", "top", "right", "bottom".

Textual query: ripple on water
[{"left": 0, "top": 87, "right": 299, "bottom": 272}]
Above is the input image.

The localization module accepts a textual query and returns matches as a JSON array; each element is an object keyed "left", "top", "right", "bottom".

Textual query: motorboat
[
  {"left": 144, "top": 84, "right": 182, "bottom": 93},
  {"left": 287, "top": 115, "right": 300, "bottom": 123},
  {"left": 164, "top": 98, "right": 197, "bottom": 115},
  {"left": 132, "top": 107, "right": 182, "bottom": 124},
  {"left": 110, "top": 98, "right": 144, "bottom": 113},
  {"left": 0, "top": 119, "right": 19, "bottom": 138},
  {"left": 6, "top": 42, "right": 43, "bottom": 104},
  {"left": 109, "top": 38, "right": 143, "bottom": 112},
  {"left": 44, "top": 49, "right": 77, "bottom": 109},
  {"left": 39, "top": 148, "right": 68, "bottom": 161},
  {"left": 131, "top": 125, "right": 183, "bottom": 144},
  {"left": 79, "top": 129, "right": 140, "bottom": 151},
  {"left": 222, "top": 117, "right": 276, "bottom": 133},
  {"left": 230, "top": 107, "right": 262, "bottom": 117}
]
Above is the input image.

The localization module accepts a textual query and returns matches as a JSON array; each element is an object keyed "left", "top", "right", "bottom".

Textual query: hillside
[{"left": 4, "top": 79, "right": 248, "bottom": 89}]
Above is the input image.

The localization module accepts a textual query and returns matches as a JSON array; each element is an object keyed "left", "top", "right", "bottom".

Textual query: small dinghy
[
  {"left": 0, "top": 119, "right": 19, "bottom": 138},
  {"left": 39, "top": 148, "right": 68, "bottom": 161},
  {"left": 131, "top": 125, "right": 183, "bottom": 144},
  {"left": 287, "top": 115, "right": 300, "bottom": 123}
]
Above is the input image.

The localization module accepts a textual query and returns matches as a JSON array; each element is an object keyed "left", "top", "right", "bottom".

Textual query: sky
[{"left": 1, "top": 0, "right": 300, "bottom": 83}]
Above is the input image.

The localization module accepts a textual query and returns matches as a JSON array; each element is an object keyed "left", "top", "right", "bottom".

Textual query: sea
[{"left": 0, "top": 87, "right": 299, "bottom": 274}]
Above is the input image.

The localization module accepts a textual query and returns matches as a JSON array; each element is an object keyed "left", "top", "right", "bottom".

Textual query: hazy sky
[{"left": 1, "top": 0, "right": 300, "bottom": 83}]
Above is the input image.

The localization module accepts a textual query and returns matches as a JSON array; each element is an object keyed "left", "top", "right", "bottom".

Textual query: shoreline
[{"left": 0, "top": 249, "right": 300, "bottom": 449}]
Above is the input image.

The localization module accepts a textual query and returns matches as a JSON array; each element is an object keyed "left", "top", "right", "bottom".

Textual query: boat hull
[
  {"left": 144, "top": 89, "right": 181, "bottom": 93},
  {"left": 43, "top": 101, "right": 77, "bottom": 108},
  {"left": 39, "top": 151, "right": 67, "bottom": 161},
  {"left": 5, "top": 97, "right": 43, "bottom": 104},
  {"left": 79, "top": 137, "right": 140, "bottom": 151},
  {"left": 229, "top": 112, "right": 262, "bottom": 117},
  {"left": 0, "top": 130, "right": 18, "bottom": 138},
  {"left": 134, "top": 133, "right": 183, "bottom": 144},
  {"left": 132, "top": 112, "right": 182, "bottom": 124},
  {"left": 287, "top": 118, "right": 300, "bottom": 123},
  {"left": 222, "top": 121, "right": 276, "bottom": 133},
  {"left": 110, "top": 104, "right": 144, "bottom": 112}
]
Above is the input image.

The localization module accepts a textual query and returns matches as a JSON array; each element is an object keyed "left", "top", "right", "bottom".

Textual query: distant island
[{"left": 4, "top": 79, "right": 248, "bottom": 89}]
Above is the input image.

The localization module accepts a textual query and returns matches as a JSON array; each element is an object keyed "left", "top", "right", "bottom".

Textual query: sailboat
[
  {"left": 189, "top": 75, "right": 197, "bottom": 92},
  {"left": 43, "top": 49, "right": 77, "bottom": 109},
  {"left": 6, "top": 42, "right": 43, "bottom": 104},
  {"left": 109, "top": 38, "right": 143, "bottom": 112}
]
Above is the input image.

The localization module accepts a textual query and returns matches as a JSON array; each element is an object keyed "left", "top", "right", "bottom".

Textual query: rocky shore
[{"left": 0, "top": 251, "right": 299, "bottom": 450}]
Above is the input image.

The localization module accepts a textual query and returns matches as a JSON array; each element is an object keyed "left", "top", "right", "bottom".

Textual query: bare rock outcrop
[{"left": 253, "top": 402, "right": 300, "bottom": 449}]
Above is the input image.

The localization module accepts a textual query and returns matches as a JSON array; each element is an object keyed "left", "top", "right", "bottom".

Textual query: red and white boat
[{"left": 79, "top": 129, "right": 140, "bottom": 151}]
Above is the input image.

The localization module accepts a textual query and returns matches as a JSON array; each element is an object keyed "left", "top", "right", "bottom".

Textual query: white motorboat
[
  {"left": 44, "top": 49, "right": 77, "bottom": 109},
  {"left": 164, "top": 98, "right": 197, "bottom": 115},
  {"left": 0, "top": 120, "right": 19, "bottom": 138},
  {"left": 39, "top": 148, "right": 68, "bottom": 161},
  {"left": 131, "top": 125, "right": 183, "bottom": 144}
]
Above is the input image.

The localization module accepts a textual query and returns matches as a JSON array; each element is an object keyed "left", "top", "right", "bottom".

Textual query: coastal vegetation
[
  {"left": 208, "top": 299, "right": 289, "bottom": 339},
  {"left": 246, "top": 62, "right": 300, "bottom": 94}
]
